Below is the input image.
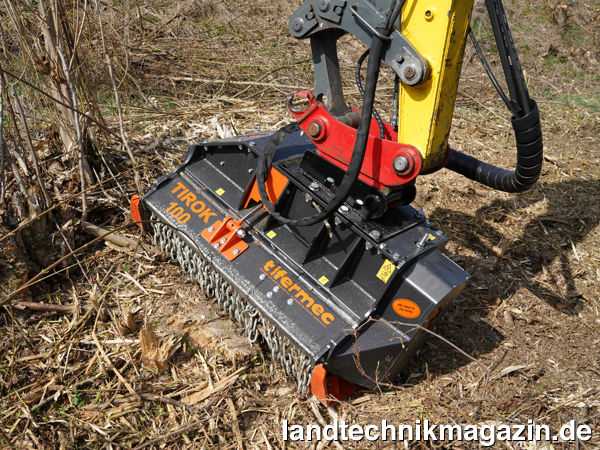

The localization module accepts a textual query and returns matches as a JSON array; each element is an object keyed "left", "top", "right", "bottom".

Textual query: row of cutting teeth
[{"left": 150, "top": 215, "right": 313, "bottom": 394}]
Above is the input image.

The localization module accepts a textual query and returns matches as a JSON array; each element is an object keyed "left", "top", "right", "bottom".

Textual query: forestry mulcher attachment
[{"left": 131, "top": 0, "right": 542, "bottom": 403}]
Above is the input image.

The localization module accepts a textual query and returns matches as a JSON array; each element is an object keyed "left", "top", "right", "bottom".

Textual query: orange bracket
[
  {"left": 130, "top": 194, "right": 144, "bottom": 229},
  {"left": 201, "top": 217, "right": 248, "bottom": 261},
  {"left": 310, "top": 364, "right": 360, "bottom": 406}
]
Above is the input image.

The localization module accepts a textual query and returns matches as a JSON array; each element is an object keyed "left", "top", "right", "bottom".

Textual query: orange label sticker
[{"left": 392, "top": 299, "right": 421, "bottom": 319}]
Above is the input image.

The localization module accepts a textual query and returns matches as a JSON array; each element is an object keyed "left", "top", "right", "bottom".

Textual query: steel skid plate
[{"left": 140, "top": 130, "right": 469, "bottom": 389}]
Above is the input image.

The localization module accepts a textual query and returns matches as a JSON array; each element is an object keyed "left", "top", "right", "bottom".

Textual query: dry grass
[{"left": 0, "top": 0, "right": 599, "bottom": 448}]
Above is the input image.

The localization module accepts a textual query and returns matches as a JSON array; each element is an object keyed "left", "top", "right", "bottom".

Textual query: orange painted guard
[
  {"left": 310, "top": 364, "right": 360, "bottom": 406},
  {"left": 243, "top": 168, "right": 289, "bottom": 209},
  {"left": 130, "top": 194, "right": 144, "bottom": 228}
]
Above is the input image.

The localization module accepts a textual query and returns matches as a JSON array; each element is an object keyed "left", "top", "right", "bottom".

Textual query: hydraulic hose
[
  {"left": 445, "top": 0, "right": 543, "bottom": 193},
  {"left": 256, "top": 5, "right": 397, "bottom": 226},
  {"left": 446, "top": 99, "right": 542, "bottom": 192}
]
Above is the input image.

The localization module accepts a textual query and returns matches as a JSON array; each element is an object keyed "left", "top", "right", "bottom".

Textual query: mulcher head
[{"left": 133, "top": 131, "right": 468, "bottom": 402}]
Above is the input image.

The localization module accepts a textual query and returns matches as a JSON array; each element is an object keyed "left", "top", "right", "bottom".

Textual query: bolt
[
  {"left": 236, "top": 229, "right": 246, "bottom": 239},
  {"left": 249, "top": 141, "right": 256, "bottom": 147},
  {"left": 220, "top": 237, "right": 227, "bottom": 244},
  {"left": 333, "top": 5, "right": 343, "bottom": 14},
  {"left": 326, "top": 177, "right": 335, "bottom": 185},
  {"left": 305, "top": 193, "right": 312, "bottom": 202},
  {"left": 395, "top": 54, "right": 405, "bottom": 64},
  {"left": 214, "top": 242, "right": 220, "bottom": 249},
  {"left": 273, "top": 286, "right": 280, "bottom": 293},
  {"left": 309, "top": 182, "right": 320, "bottom": 191},
  {"left": 403, "top": 64, "right": 416, "bottom": 80},
  {"left": 208, "top": 226, "right": 215, "bottom": 232},
  {"left": 435, "top": 230, "right": 444, "bottom": 236},
  {"left": 266, "top": 291, "right": 273, "bottom": 298},
  {"left": 233, "top": 248, "right": 240, "bottom": 256},
  {"left": 355, "top": 199, "right": 364, "bottom": 207},
  {"left": 380, "top": 243, "right": 387, "bottom": 250},
  {"left": 417, "top": 233, "right": 430, "bottom": 248},
  {"left": 259, "top": 274, "right": 266, "bottom": 281},
  {"left": 248, "top": 168, "right": 254, "bottom": 173},
  {"left": 219, "top": 161, "right": 225, "bottom": 166},
  {"left": 365, "top": 242, "right": 374, "bottom": 251},
  {"left": 370, "top": 230, "right": 381, "bottom": 240},
  {"left": 308, "top": 121, "right": 322, "bottom": 139},
  {"left": 287, "top": 298, "right": 294, "bottom": 305},
  {"left": 292, "top": 17, "right": 304, "bottom": 32},
  {"left": 393, "top": 155, "right": 410, "bottom": 173},
  {"left": 339, "top": 205, "right": 349, "bottom": 214},
  {"left": 334, "top": 217, "right": 342, "bottom": 226},
  {"left": 393, "top": 252, "right": 401, "bottom": 261},
  {"left": 306, "top": 11, "right": 314, "bottom": 20},
  {"left": 318, "top": 0, "right": 330, "bottom": 11}
]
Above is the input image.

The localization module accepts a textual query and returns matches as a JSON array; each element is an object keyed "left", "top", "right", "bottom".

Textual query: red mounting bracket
[
  {"left": 201, "top": 217, "right": 248, "bottom": 261},
  {"left": 287, "top": 91, "right": 422, "bottom": 192}
]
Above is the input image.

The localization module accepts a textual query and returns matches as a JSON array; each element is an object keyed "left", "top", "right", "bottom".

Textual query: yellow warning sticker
[
  {"left": 428, "top": 233, "right": 436, "bottom": 241},
  {"left": 216, "top": 188, "right": 225, "bottom": 196},
  {"left": 376, "top": 259, "right": 396, "bottom": 283},
  {"left": 266, "top": 230, "right": 277, "bottom": 239},
  {"left": 318, "top": 276, "right": 329, "bottom": 285}
]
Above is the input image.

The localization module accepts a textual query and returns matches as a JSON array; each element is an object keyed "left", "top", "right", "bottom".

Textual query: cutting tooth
[{"left": 150, "top": 215, "right": 313, "bottom": 393}]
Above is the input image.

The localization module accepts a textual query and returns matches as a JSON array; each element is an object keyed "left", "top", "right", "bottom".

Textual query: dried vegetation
[{"left": 0, "top": 0, "right": 599, "bottom": 448}]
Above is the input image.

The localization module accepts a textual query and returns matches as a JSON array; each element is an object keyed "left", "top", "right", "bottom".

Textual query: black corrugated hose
[{"left": 446, "top": 0, "right": 543, "bottom": 193}]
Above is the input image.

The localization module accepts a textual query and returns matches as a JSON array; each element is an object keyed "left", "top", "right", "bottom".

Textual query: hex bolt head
[
  {"left": 355, "top": 199, "right": 364, "bottom": 207},
  {"left": 333, "top": 5, "right": 343, "bottom": 14},
  {"left": 308, "top": 121, "right": 322, "bottom": 139},
  {"left": 379, "top": 243, "right": 387, "bottom": 250},
  {"left": 220, "top": 237, "right": 227, "bottom": 244},
  {"left": 259, "top": 274, "right": 266, "bottom": 281},
  {"left": 273, "top": 286, "right": 280, "bottom": 293},
  {"left": 287, "top": 298, "right": 294, "bottom": 305},
  {"left": 236, "top": 229, "right": 246, "bottom": 239},
  {"left": 219, "top": 161, "right": 225, "bottom": 166},
  {"left": 309, "top": 182, "right": 320, "bottom": 191},
  {"left": 334, "top": 217, "right": 342, "bottom": 226},
  {"left": 318, "top": 0, "right": 330, "bottom": 11},
  {"left": 339, "top": 205, "right": 349, "bottom": 214},
  {"left": 266, "top": 291, "right": 273, "bottom": 298},
  {"left": 208, "top": 226, "right": 215, "bottom": 232},
  {"left": 214, "top": 243, "right": 220, "bottom": 249},
  {"left": 305, "top": 193, "right": 312, "bottom": 202},
  {"left": 393, "top": 155, "right": 410, "bottom": 173},
  {"left": 393, "top": 253, "right": 401, "bottom": 261},
  {"left": 326, "top": 177, "right": 335, "bottom": 185},
  {"left": 233, "top": 249, "right": 240, "bottom": 256},
  {"left": 365, "top": 242, "right": 374, "bottom": 251},
  {"left": 370, "top": 230, "right": 381, "bottom": 240},
  {"left": 248, "top": 168, "right": 254, "bottom": 173}
]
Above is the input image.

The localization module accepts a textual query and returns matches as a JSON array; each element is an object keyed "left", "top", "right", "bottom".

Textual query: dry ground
[{"left": 1, "top": 0, "right": 599, "bottom": 448}]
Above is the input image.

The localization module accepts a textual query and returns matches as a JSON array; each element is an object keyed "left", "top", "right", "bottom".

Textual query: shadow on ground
[{"left": 393, "top": 178, "right": 599, "bottom": 384}]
